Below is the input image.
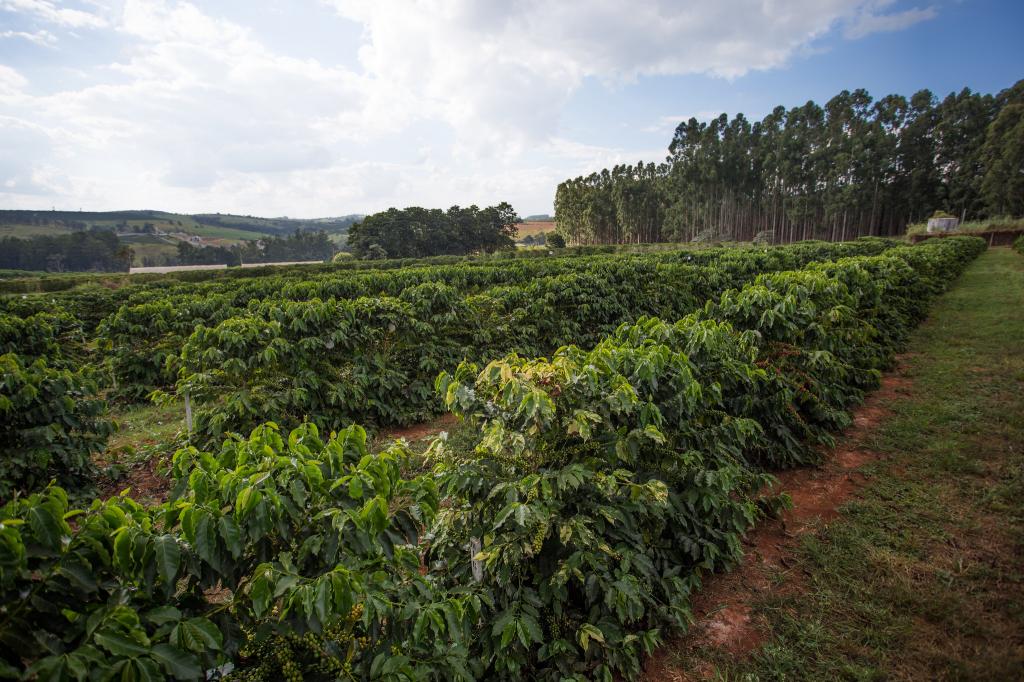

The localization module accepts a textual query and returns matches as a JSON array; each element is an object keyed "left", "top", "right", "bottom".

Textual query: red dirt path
[
  {"left": 97, "top": 455, "right": 170, "bottom": 505},
  {"left": 644, "top": 364, "right": 913, "bottom": 680},
  {"left": 379, "top": 413, "right": 458, "bottom": 442}
]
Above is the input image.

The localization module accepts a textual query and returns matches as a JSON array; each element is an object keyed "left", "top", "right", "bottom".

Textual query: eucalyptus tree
[
  {"left": 934, "top": 88, "right": 997, "bottom": 219},
  {"left": 553, "top": 79, "right": 1024, "bottom": 245},
  {"left": 981, "top": 102, "right": 1024, "bottom": 217}
]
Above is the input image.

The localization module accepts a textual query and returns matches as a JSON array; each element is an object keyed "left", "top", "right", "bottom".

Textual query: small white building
[{"left": 927, "top": 216, "right": 959, "bottom": 233}]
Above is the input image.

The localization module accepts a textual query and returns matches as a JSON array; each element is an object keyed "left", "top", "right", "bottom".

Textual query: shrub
[
  {"left": 0, "top": 423, "right": 473, "bottom": 680},
  {"left": 433, "top": 334, "right": 775, "bottom": 679},
  {"left": 0, "top": 354, "right": 113, "bottom": 499},
  {"left": 0, "top": 312, "right": 111, "bottom": 498},
  {"left": 0, "top": 235, "right": 987, "bottom": 679}
]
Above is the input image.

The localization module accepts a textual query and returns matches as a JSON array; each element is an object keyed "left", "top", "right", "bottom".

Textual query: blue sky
[{"left": 0, "top": 0, "right": 1021, "bottom": 217}]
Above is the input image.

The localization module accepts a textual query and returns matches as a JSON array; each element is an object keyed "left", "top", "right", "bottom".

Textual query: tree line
[
  {"left": 346, "top": 203, "right": 519, "bottom": 259},
  {"left": 175, "top": 230, "right": 335, "bottom": 266},
  {"left": 191, "top": 213, "right": 362, "bottom": 237},
  {"left": 0, "top": 229, "right": 336, "bottom": 272},
  {"left": 555, "top": 80, "right": 1024, "bottom": 244},
  {"left": 0, "top": 230, "right": 131, "bottom": 272}
]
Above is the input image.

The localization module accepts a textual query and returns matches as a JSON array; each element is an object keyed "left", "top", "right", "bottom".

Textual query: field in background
[
  {"left": 0, "top": 209, "right": 363, "bottom": 266},
  {"left": 516, "top": 219, "right": 555, "bottom": 239}
]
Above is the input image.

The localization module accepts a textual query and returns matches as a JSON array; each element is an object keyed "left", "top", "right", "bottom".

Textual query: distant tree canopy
[
  {"left": 556, "top": 80, "right": 1024, "bottom": 245},
  {"left": 192, "top": 214, "right": 361, "bottom": 238},
  {"left": 546, "top": 233, "right": 566, "bottom": 249},
  {"left": 240, "top": 230, "right": 335, "bottom": 263},
  {"left": 175, "top": 242, "right": 241, "bottom": 267},
  {"left": 347, "top": 204, "right": 518, "bottom": 259},
  {"left": 0, "top": 230, "right": 131, "bottom": 272},
  {"left": 175, "top": 230, "right": 335, "bottom": 267},
  {"left": 981, "top": 101, "right": 1024, "bottom": 217}
]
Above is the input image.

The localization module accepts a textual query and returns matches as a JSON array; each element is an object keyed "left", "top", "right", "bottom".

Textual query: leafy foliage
[
  {"left": 0, "top": 486, "right": 224, "bottom": 679},
  {"left": 545, "top": 233, "right": 566, "bottom": 248},
  {"left": 0, "top": 423, "right": 472, "bottom": 680},
  {"left": 433, "top": 323, "right": 775, "bottom": 679},
  {"left": 0, "top": 312, "right": 112, "bottom": 499},
  {"left": 347, "top": 204, "right": 519, "bottom": 259},
  {"left": 0, "top": 235, "right": 986, "bottom": 680},
  {"left": 0, "top": 230, "right": 132, "bottom": 273},
  {"left": 421, "top": 235, "right": 986, "bottom": 678},
  {"left": 0, "top": 312, "right": 86, "bottom": 368},
  {"left": 172, "top": 239, "right": 899, "bottom": 441}
]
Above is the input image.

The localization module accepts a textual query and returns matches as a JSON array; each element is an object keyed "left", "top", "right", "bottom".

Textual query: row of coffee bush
[{"left": 0, "top": 237, "right": 985, "bottom": 679}]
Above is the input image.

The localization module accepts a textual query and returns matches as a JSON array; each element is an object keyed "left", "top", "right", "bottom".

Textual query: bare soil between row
[{"left": 644, "top": 363, "right": 915, "bottom": 680}]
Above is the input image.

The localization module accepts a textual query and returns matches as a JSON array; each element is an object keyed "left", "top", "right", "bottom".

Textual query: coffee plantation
[{"left": 0, "top": 236, "right": 986, "bottom": 679}]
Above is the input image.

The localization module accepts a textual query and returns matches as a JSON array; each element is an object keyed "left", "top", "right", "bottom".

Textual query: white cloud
[
  {"left": 641, "top": 112, "right": 723, "bottom": 134},
  {"left": 843, "top": 4, "right": 936, "bottom": 39},
  {"left": 0, "top": 0, "right": 940, "bottom": 215},
  {"left": 0, "top": 0, "right": 108, "bottom": 29},
  {"left": 0, "top": 64, "right": 28, "bottom": 94},
  {"left": 324, "top": 0, "right": 938, "bottom": 153},
  {"left": 0, "top": 28, "right": 58, "bottom": 46},
  {"left": 3, "top": 1, "right": 369, "bottom": 186},
  {"left": 0, "top": 115, "right": 72, "bottom": 196}
]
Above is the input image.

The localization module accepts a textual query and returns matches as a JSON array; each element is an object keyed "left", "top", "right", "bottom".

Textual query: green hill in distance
[
  {"left": 0, "top": 209, "right": 363, "bottom": 240},
  {"left": 0, "top": 209, "right": 364, "bottom": 268}
]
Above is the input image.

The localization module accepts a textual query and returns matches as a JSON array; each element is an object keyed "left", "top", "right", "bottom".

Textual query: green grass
[
  {"left": 188, "top": 224, "right": 270, "bottom": 240},
  {"left": 666, "top": 247, "right": 1024, "bottom": 681},
  {"left": 105, "top": 400, "right": 186, "bottom": 465},
  {"left": 0, "top": 217, "right": 269, "bottom": 242},
  {"left": 0, "top": 224, "right": 71, "bottom": 237},
  {"left": 117, "top": 234, "right": 173, "bottom": 245},
  {"left": 126, "top": 242, "right": 181, "bottom": 267},
  {"left": 96, "top": 400, "right": 187, "bottom": 502},
  {"left": 0, "top": 269, "right": 48, "bottom": 278},
  {"left": 906, "top": 216, "right": 1024, "bottom": 236}
]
